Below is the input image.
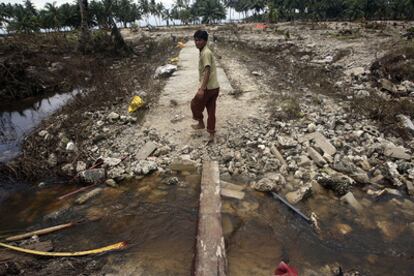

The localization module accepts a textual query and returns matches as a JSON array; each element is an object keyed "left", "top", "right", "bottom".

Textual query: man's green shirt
[{"left": 199, "top": 45, "right": 219, "bottom": 90}]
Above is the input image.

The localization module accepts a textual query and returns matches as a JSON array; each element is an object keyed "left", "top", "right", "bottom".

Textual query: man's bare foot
[
  {"left": 191, "top": 123, "right": 205, "bottom": 130},
  {"left": 208, "top": 133, "right": 215, "bottom": 142}
]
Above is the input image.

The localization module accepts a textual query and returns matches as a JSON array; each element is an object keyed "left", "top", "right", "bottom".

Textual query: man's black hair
[{"left": 194, "top": 30, "right": 208, "bottom": 41}]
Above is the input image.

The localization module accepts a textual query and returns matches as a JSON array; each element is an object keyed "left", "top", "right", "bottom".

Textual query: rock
[
  {"left": 105, "top": 179, "right": 118, "bottom": 188},
  {"left": 170, "top": 157, "right": 197, "bottom": 172},
  {"left": 396, "top": 115, "right": 414, "bottom": 135},
  {"left": 76, "top": 161, "right": 87, "bottom": 172},
  {"left": 298, "top": 155, "right": 311, "bottom": 167},
  {"left": 307, "top": 123, "right": 316, "bottom": 132},
  {"left": 47, "top": 153, "right": 57, "bottom": 167},
  {"left": 75, "top": 188, "right": 103, "bottom": 204},
  {"left": 166, "top": 177, "right": 180, "bottom": 185},
  {"left": 251, "top": 71, "right": 262, "bottom": 76},
  {"left": 79, "top": 168, "right": 106, "bottom": 183},
  {"left": 384, "top": 162, "right": 403, "bottom": 187},
  {"left": 300, "top": 132, "right": 336, "bottom": 156},
  {"left": 133, "top": 160, "right": 158, "bottom": 175},
  {"left": 66, "top": 141, "right": 77, "bottom": 152},
  {"left": 345, "top": 67, "right": 365, "bottom": 77},
  {"left": 406, "top": 181, "right": 414, "bottom": 196},
  {"left": 103, "top": 157, "right": 122, "bottom": 167},
  {"left": 252, "top": 174, "right": 285, "bottom": 192},
  {"left": 107, "top": 166, "right": 126, "bottom": 180},
  {"left": 154, "top": 64, "right": 177, "bottom": 78},
  {"left": 335, "top": 223, "right": 353, "bottom": 235},
  {"left": 61, "top": 163, "right": 75, "bottom": 176},
  {"left": 38, "top": 130, "right": 49, "bottom": 137},
  {"left": 221, "top": 188, "right": 245, "bottom": 200},
  {"left": 384, "top": 146, "right": 411, "bottom": 160},
  {"left": 270, "top": 145, "right": 287, "bottom": 167},
  {"left": 277, "top": 136, "right": 297, "bottom": 149},
  {"left": 340, "top": 192, "right": 363, "bottom": 212},
  {"left": 308, "top": 147, "right": 327, "bottom": 167},
  {"left": 285, "top": 184, "right": 312, "bottom": 204},
  {"left": 107, "top": 112, "right": 120, "bottom": 121},
  {"left": 316, "top": 172, "right": 354, "bottom": 196},
  {"left": 380, "top": 78, "right": 397, "bottom": 93}
]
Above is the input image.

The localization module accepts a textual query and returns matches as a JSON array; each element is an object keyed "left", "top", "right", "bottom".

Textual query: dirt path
[{"left": 143, "top": 42, "right": 260, "bottom": 147}]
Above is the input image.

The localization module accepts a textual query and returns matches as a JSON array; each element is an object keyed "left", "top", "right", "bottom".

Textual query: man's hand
[{"left": 196, "top": 88, "right": 205, "bottom": 99}]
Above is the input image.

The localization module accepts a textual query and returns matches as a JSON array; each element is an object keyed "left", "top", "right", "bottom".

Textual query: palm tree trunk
[{"left": 78, "top": 0, "right": 90, "bottom": 53}]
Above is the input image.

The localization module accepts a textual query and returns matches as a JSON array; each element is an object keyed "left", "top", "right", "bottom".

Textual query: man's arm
[{"left": 197, "top": 66, "right": 210, "bottom": 97}]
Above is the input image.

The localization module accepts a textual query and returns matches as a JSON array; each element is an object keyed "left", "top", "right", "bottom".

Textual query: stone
[
  {"left": 38, "top": 130, "right": 49, "bottom": 137},
  {"left": 345, "top": 67, "right": 365, "bottom": 77},
  {"left": 285, "top": 184, "right": 312, "bottom": 204},
  {"left": 76, "top": 161, "right": 87, "bottom": 172},
  {"left": 140, "top": 160, "right": 158, "bottom": 175},
  {"left": 316, "top": 172, "right": 354, "bottom": 196},
  {"left": 298, "top": 155, "right": 311, "bottom": 167},
  {"left": 221, "top": 181, "right": 245, "bottom": 191},
  {"left": 170, "top": 157, "right": 197, "bottom": 172},
  {"left": 61, "top": 163, "right": 75, "bottom": 176},
  {"left": 407, "top": 181, "right": 414, "bottom": 196},
  {"left": 66, "top": 141, "right": 77, "bottom": 152},
  {"left": 47, "top": 153, "right": 57, "bottom": 167},
  {"left": 384, "top": 146, "right": 411, "bottom": 160},
  {"left": 166, "top": 177, "right": 180, "bottom": 185},
  {"left": 107, "top": 166, "right": 126, "bottom": 180},
  {"left": 380, "top": 78, "right": 397, "bottom": 93},
  {"left": 300, "top": 132, "right": 336, "bottom": 156},
  {"left": 107, "top": 112, "right": 120, "bottom": 121},
  {"left": 79, "top": 168, "right": 106, "bottom": 183},
  {"left": 307, "top": 147, "right": 326, "bottom": 167},
  {"left": 307, "top": 123, "right": 316, "bottom": 132},
  {"left": 340, "top": 192, "right": 363, "bottom": 212},
  {"left": 251, "top": 71, "right": 262, "bottom": 76},
  {"left": 136, "top": 141, "right": 157, "bottom": 160},
  {"left": 335, "top": 223, "right": 352, "bottom": 235},
  {"left": 252, "top": 174, "right": 285, "bottom": 192},
  {"left": 384, "top": 162, "right": 403, "bottom": 187},
  {"left": 270, "top": 145, "right": 287, "bottom": 167},
  {"left": 75, "top": 188, "right": 103, "bottom": 204},
  {"left": 103, "top": 157, "right": 122, "bottom": 167},
  {"left": 277, "top": 136, "right": 297, "bottom": 149},
  {"left": 105, "top": 179, "right": 118, "bottom": 188},
  {"left": 154, "top": 64, "right": 177, "bottom": 78},
  {"left": 221, "top": 188, "right": 245, "bottom": 200}
]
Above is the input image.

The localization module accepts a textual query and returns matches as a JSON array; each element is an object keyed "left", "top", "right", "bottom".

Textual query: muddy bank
[{"left": 1, "top": 31, "right": 181, "bottom": 181}]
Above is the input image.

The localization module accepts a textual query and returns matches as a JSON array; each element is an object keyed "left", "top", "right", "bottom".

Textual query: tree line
[{"left": 1, "top": 0, "right": 414, "bottom": 34}]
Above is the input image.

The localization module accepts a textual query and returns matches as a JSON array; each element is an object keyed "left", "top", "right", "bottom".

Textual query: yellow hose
[{"left": 0, "top": 241, "right": 127, "bottom": 257}]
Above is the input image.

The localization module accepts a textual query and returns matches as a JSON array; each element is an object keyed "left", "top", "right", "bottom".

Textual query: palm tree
[
  {"left": 162, "top": 7, "right": 172, "bottom": 26},
  {"left": 193, "top": 0, "right": 226, "bottom": 24},
  {"left": 43, "top": 2, "right": 61, "bottom": 31},
  {"left": 78, "top": 0, "right": 91, "bottom": 53}
]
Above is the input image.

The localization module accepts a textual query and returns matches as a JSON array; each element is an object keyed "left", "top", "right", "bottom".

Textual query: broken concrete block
[
  {"left": 316, "top": 172, "right": 354, "bottom": 196},
  {"left": 407, "top": 181, "right": 414, "bottom": 196},
  {"left": 397, "top": 114, "right": 414, "bottom": 135},
  {"left": 170, "top": 157, "right": 197, "bottom": 172},
  {"left": 385, "top": 162, "right": 403, "bottom": 187},
  {"left": 221, "top": 181, "right": 245, "bottom": 191},
  {"left": 307, "top": 147, "right": 327, "bottom": 167},
  {"left": 299, "top": 132, "right": 336, "bottom": 156},
  {"left": 340, "top": 192, "right": 363, "bottom": 212},
  {"left": 221, "top": 188, "right": 245, "bottom": 200},
  {"left": 384, "top": 146, "right": 411, "bottom": 160},
  {"left": 270, "top": 145, "right": 288, "bottom": 167},
  {"left": 380, "top": 78, "right": 397, "bottom": 93}
]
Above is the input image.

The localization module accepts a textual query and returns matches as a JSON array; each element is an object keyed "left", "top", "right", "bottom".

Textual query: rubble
[
  {"left": 316, "top": 172, "right": 354, "bottom": 196},
  {"left": 285, "top": 184, "right": 312, "bottom": 204},
  {"left": 79, "top": 169, "right": 106, "bottom": 184},
  {"left": 340, "top": 192, "right": 363, "bottom": 212},
  {"left": 154, "top": 64, "right": 177, "bottom": 78}
]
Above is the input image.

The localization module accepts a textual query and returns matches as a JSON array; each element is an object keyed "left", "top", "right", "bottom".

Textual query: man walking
[{"left": 191, "top": 30, "right": 220, "bottom": 142}]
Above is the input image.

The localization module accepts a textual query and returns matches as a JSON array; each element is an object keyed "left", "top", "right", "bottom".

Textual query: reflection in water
[{"left": 0, "top": 90, "right": 78, "bottom": 162}]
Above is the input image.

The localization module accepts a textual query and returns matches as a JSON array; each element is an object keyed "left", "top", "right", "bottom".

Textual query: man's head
[{"left": 194, "top": 30, "right": 208, "bottom": 50}]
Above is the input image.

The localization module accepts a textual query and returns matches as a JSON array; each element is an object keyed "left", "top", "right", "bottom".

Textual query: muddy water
[
  {"left": 0, "top": 174, "right": 200, "bottom": 275},
  {"left": 0, "top": 90, "right": 78, "bottom": 162},
  {"left": 1, "top": 174, "right": 413, "bottom": 275}
]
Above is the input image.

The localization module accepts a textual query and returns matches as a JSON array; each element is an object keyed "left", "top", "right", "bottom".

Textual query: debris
[
  {"left": 105, "top": 179, "right": 118, "bottom": 188},
  {"left": 221, "top": 188, "right": 245, "bottom": 200},
  {"left": 307, "top": 147, "right": 327, "bottom": 167},
  {"left": 316, "top": 172, "right": 354, "bottom": 196},
  {"left": 0, "top": 241, "right": 126, "bottom": 257},
  {"left": 384, "top": 146, "right": 411, "bottom": 160},
  {"left": 271, "top": 192, "right": 311, "bottom": 223},
  {"left": 252, "top": 71, "right": 262, "bottom": 76},
  {"left": 340, "top": 192, "right": 363, "bottom": 213},
  {"left": 285, "top": 184, "right": 312, "bottom": 204},
  {"left": 75, "top": 188, "right": 103, "bottom": 204},
  {"left": 270, "top": 145, "right": 288, "bottom": 167},
  {"left": 397, "top": 114, "right": 414, "bottom": 135},
  {"left": 166, "top": 177, "right": 180, "bottom": 185},
  {"left": 136, "top": 141, "right": 157, "bottom": 160},
  {"left": 407, "top": 181, "right": 414, "bottom": 196},
  {"left": 384, "top": 161, "right": 403, "bottom": 186},
  {"left": 300, "top": 132, "right": 336, "bottom": 156},
  {"left": 0, "top": 241, "right": 53, "bottom": 262},
  {"left": 107, "top": 112, "right": 120, "bottom": 121},
  {"left": 79, "top": 168, "right": 106, "bottom": 184},
  {"left": 170, "top": 157, "right": 197, "bottom": 172},
  {"left": 335, "top": 223, "right": 352, "bottom": 235},
  {"left": 154, "top": 64, "right": 177, "bottom": 78},
  {"left": 379, "top": 78, "right": 397, "bottom": 93},
  {"left": 6, "top": 222, "right": 74, "bottom": 242},
  {"left": 128, "top": 96, "right": 144, "bottom": 113},
  {"left": 252, "top": 175, "right": 285, "bottom": 192},
  {"left": 221, "top": 180, "right": 245, "bottom": 191}
]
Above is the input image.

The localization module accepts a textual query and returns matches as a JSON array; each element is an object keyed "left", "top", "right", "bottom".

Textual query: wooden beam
[{"left": 194, "top": 161, "right": 227, "bottom": 276}]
